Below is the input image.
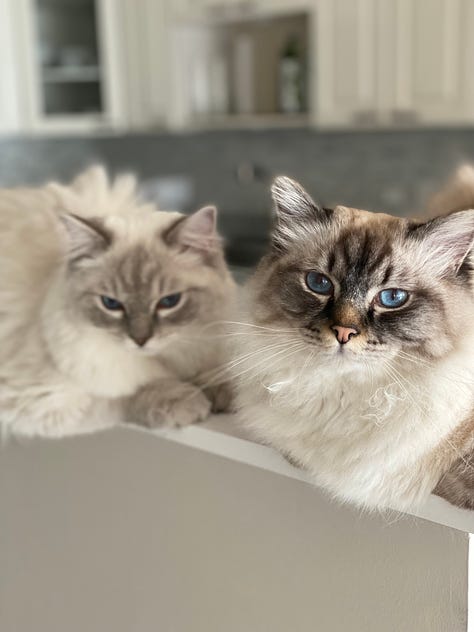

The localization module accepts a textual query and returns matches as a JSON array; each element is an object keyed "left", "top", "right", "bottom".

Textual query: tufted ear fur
[
  {"left": 59, "top": 214, "right": 111, "bottom": 263},
  {"left": 164, "top": 205, "right": 220, "bottom": 252},
  {"left": 409, "top": 209, "right": 474, "bottom": 276},
  {"left": 271, "top": 176, "right": 331, "bottom": 250}
]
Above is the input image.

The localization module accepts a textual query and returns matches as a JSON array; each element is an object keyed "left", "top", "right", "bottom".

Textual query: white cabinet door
[
  {"left": 314, "top": 0, "right": 474, "bottom": 128},
  {"left": 95, "top": 0, "right": 129, "bottom": 131},
  {"left": 313, "top": 0, "right": 379, "bottom": 127},
  {"left": 0, "top": 0, "right": 25, "bottom": 133},
  {"left": 387, "top": 0, "right": 474, "bottom": 125},
  {"left": 116, "top": 0, "right": 169, "bottom": 130},
  {"left": 0, "top": 0, "right": 39, "bottom": 133}
]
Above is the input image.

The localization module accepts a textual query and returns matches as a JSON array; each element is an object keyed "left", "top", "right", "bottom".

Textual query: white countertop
[{"left": 149, "top": 414, "right": 474, "bottom": 535}]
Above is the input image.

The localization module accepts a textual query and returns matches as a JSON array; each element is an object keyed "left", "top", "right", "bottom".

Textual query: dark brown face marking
[{"left": 253, "top": 176, "right": 474, "bottom": 362}]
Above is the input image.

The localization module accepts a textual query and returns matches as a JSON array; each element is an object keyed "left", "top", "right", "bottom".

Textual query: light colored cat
[
  {"left": 0, "top": 166, "right": 236, "bottom": 438},
  {"left": 233, "top": 174, "right": 474, "bottom": 512}
]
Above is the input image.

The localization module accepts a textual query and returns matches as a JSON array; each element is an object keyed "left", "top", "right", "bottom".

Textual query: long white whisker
[
  {"left": 231, "top": 343, "right": 308, "bottom": 385},
  {"left": 196, "top": 339, "right": 303, "bottom": 391},
  {"left": 204, "top": 320, "right": 304, "bottom": 334}
]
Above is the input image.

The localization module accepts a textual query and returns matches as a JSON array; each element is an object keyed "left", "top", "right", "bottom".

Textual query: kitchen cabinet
[
  {"left": 0, "top": 0, "right": 24, "bottom": 133},
  {"left": 384, "top": 0, "right": 474, "bottom": 126},
  {"left": 0, "top": 0, "right": 131, "bottom": 134},
  {"left": 167, "top": 1, "right": 311, "bottom": 129},
  {"left": 172, "top": 0, "right": 474, "bottom": 129},
  {"left": 314, "top": 0, "right": 474, "bottom": 127},
  {"left": 118, "top": 0, "right": 169, "bottom": 130},
  {"left": 2, "top": 0, "right": 474, "bottom": 135},
  {"left": 1, "top": 422, "right": 473, "bottom": 631},
  {"left": 313, "top": 0, "right": 379, "bottom": 127},
  {"left": 0, "top": 0, "right": 170, "bottom": 135}
]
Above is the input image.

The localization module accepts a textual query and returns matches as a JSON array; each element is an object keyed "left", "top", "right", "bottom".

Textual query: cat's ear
[
  {"left": 410, "top": 209, "right": 474, "bottom": 275},
  {"left": 59, "top": 214, "right": 111, "bottom": 263},
  {"left": 164, "top": 206, "right": 219, "bottom": 252},
  {"left": 271, "top": 177, "right": 330, "bottom": 248}
]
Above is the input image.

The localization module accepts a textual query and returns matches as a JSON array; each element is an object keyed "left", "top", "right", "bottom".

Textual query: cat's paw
[
  {"left": 160, "top": 386, "right": 212, "bottom": 428},
  {"left": 203, "top": 382, "right": 235, "bottom": 413},
  {"left": 127, "top": 381, "right": 211, "bottom": 429}
]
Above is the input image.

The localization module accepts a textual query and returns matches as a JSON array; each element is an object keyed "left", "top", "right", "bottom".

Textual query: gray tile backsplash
[{"left": 1, "top": 128, "right": 474, "bottom": 228}]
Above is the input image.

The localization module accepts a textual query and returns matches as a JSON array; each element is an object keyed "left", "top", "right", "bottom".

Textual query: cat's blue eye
[
  {"left": 157, "top": 293, "right": 182, "bottom": 309},
  {"left": 100, "top": 295, "right": 123, "bottom": 311},
  {"left": 305, "top": 271, "right": 334, "bottom": 295},
  {"left": 377, "top": 288, "right": 409, "bottom": 308}
]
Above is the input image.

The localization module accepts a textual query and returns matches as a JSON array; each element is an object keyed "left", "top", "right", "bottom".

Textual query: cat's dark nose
[
  {"left": 331, "top": 325, "right": 360, "bottom": 345},
  {"left": 131, "top": 333, "right": 151, "bottom": 347}
]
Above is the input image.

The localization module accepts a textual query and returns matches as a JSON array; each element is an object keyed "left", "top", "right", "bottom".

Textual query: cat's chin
[
  {"left": 318, "top": 346, "right": 389, "bottom": 374},
  {"left": 133, "top": 346, "right": 163, "bottom": 357},
  {"left": 330, "top": 355, "right": 367, "bottom": 373}
]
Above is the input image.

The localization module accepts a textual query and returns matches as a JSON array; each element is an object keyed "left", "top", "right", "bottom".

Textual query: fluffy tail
[
  {"left": 428, "top": 165, "right": 474, "bottom": 279},
  {"left": 427, "top": 164, "right": 474, "bottom": 216}
]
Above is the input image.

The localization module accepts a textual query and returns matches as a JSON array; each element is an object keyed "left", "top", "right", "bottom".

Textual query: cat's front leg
[
  {"left": 124, "top": 380, "right": 212, "bottom": 429},
  {"left": 1, "top": 389, "right": 116, "bottom": 439}
]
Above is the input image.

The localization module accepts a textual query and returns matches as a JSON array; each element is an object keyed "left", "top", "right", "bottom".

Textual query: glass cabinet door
[{"left": 33, "top": 0, "right": 104, "bottom": 120}]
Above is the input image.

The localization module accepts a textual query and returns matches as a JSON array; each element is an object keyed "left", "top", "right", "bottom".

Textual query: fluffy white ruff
[{"left": 235, "top": 325, "right": 474, "bottom": 512}]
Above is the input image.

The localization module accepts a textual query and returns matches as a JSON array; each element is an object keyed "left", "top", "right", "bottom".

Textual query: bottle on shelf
[{"left": 278, "top": 35, "right": 304, "bottom": 114}]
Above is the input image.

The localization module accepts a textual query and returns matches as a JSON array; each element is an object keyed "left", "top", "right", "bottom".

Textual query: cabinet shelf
[
  {"left": 41, "top": 66, "right": 101, "bottom": 83},
  {"left": 190, "top": 112, "right": 309, "bottom": 129}
]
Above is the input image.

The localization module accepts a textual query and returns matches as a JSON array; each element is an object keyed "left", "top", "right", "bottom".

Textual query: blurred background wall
[
  {"left": 1, "top": 129, "right": 474, "bottom": 215},
  {"left": 1, "top": 0, "right": 474, "bottom": 262}
]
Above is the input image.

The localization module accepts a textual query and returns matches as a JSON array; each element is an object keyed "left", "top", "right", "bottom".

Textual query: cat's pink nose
[{"left": 331, "top": 325, "right": 360, "bottom": 345}]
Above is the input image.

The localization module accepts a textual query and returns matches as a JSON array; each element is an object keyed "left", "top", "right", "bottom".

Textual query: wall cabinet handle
[
  {"left": 352, "top": 109, "right": 379, "bottom": 126},
  {"left": 390, "top": 109, "right": 419, "bottom": 125}
]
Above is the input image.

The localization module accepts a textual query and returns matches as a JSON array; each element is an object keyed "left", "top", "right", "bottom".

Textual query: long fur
[
  {"left": 233, "top": 172, "right": 474, "bottom": 512},
  {"left": 0, "top": 166, "right": 236, "bottom": 438}
]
